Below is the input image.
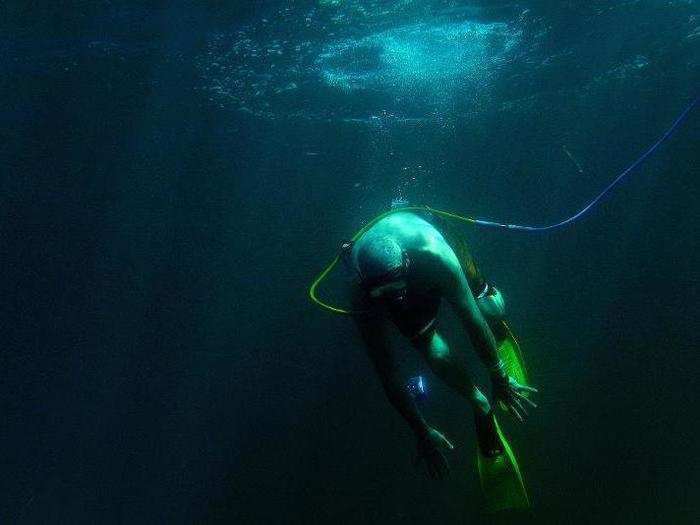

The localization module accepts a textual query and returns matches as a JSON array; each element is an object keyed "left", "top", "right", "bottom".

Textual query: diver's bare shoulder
[{"left": 377, "top": 212, "right": 460, "bottom": 291}]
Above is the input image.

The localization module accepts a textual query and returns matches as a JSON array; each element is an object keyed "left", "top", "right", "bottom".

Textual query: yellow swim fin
[
  {"left": 476, "top": 321, "right": 531, "bottom": 512},
  {"left": 495, "top": 321, "right": 528, "bottom": 385},
  {"left": 476, "top": 415, "right": 530, "bottom": 512}
]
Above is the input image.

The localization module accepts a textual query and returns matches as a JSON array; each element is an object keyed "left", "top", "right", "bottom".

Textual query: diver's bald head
[{"left": 356, "top": 235, "right": 405, "bottom": 288}]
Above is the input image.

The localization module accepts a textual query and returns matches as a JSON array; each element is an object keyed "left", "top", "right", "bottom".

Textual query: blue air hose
[{"left": 472, "top": 96, "right": 699, "bottom": 232}]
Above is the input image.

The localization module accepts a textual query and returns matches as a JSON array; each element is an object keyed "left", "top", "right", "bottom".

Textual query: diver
[{"left": 346, "top": 210, "right": 537, "bottom": 480}]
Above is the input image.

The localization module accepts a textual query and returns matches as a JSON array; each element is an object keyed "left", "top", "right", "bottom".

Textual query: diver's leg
[
  {"left": 413, "top": 331, "right": 490, "bottom": 415},
  {"left": 476, "top": 284, "right": 508, "bottom": 341},
  {"left": 414, "top": 330, "right": 503, "bottom": 456}
]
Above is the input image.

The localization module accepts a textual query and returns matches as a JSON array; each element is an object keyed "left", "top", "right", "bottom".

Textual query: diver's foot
[{"left": 474, "top": 410, "right": 504, "bottom": 458}]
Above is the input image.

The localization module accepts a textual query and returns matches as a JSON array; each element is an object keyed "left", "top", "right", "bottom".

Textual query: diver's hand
[
  {"left": 490, "top": 370, "right": 538, "bottom": 422},
  {"left": 413, "top": 427, "right": 454, "bottom": 480}
]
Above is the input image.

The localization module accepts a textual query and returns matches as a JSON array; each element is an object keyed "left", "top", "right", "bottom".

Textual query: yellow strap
[{"left": 308, "top": 206, "right": 476, "bottom": 315}]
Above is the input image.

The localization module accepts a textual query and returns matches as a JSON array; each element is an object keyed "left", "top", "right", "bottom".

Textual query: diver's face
[
  {"left": 368, "top": 279, "right": 408, "bottom": 303},
  {"left": 361, "top": 249, "right": 410, "bottom": 304}
]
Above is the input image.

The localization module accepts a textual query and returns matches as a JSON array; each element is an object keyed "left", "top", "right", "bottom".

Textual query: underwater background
[{"left": 2, "top": 1, "right": 699, "bottom": 523}]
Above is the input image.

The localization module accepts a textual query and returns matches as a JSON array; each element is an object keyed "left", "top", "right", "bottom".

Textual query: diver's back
[{"left": 362, "top": 211, "right": 448, "bottom": 254}]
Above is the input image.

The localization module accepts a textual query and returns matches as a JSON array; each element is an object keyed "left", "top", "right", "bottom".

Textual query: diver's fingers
[
  {"left": 513, "top": 398, "right": 528, "bottom": 417},
  {"left": 518, "top": 384, "right": 539, "bottom": 394},
  {"left": 508, "top": 406, "right": 522, "bottom": 422},
  {"left": 436, "top": 428, "right": 454, "bottom": 448},
  {"left": 514, "top": 390, "right": 538, "bottom": 408},
  {"left": 509, "top": 401, "right": 524, "bottom": 420},
  {"left": 508, "top": 403, "right": 524, "bottom": 422},
  {"left": 440, "top": 435, "right": 455, "bottom": 450}
]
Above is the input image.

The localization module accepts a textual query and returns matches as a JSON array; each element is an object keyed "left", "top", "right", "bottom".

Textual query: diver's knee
[
  {"left": 476, "top": 284, "right": 506, "bottom": 321},
  {"left": 415, "top": 332, "right": 447, "bottom": 366},
  {"left": 425, "top": 336, "right": 451, "bottom": 370},
  {"left": 471, "top": 387, "right": 491, "bottom": 413}
]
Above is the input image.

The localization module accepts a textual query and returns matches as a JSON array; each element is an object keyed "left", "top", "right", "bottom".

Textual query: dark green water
[{"left": 2, "top": 1, "right": 699, "bottom": 523}]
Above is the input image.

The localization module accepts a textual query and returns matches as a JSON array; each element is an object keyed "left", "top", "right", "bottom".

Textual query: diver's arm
[
  {"left": 355, "top": 318, "right": 431, "bottom": 439},
  {"left": 439, "top": 254, "right": 501, "bottom": 370},
  {"left": 356, "top": 316, "right": 454, "bottom": 479},
  {"left": 438, "top": 254, "right": 538, "bottom": 420}
]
